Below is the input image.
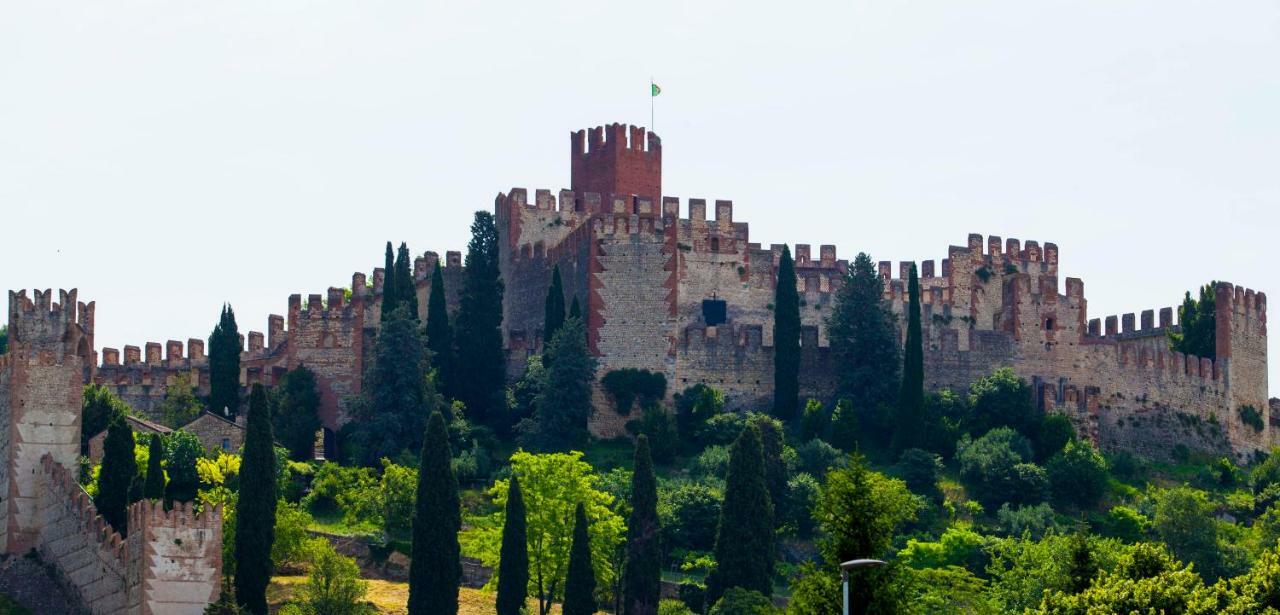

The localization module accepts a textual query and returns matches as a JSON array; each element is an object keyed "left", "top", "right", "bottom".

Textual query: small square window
[{"left": 221, "top": 438, "right": 231, "bottom": 450}]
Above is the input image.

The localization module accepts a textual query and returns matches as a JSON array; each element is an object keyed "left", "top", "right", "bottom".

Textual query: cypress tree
[
  {"left": 893, "top": 263, "right": 925, "bottom": 453},
  {"left": 381, "top": 241, "right": 398, "bottom": 321},
  {"left": 235, "top": 384, "right": 277, "bottom": 614},
  {"left": 518, "top": 318, "right": 596, "bottom": 452},
  {"left": 754, "top": 417, "right": 788, "bottom": 530},
  {"left": 772, "top": 245, "right": 801, "bottom": 420},
  {"left": 623, "top": 436, "right": 661, "bottom": 615},
  {"left": 273, "top": 366, "right": 321, "bottom": 461},
  {"left": 706, "top": 426, "right": 774, "bottom": 604},
  {"left": 562, "top": 503, "right": 596, "bottom": 615},
  {"left": 543, "top": 264, "right": 567, "bottom": 347},
  {"left": 495, "top": 475, "right": 529, "bottom": 615},
  {"left": 828, "top": 253, "right": 900, "bottom": 429},
  {"left": 569, "top": 296, "right": 582, "bottom": 320},
  {"left": 1067, "top": 523, "right": 1097, "bottom": 593},
  {"left": 208, "top": 304, "right": 241, "bottom": 418},
  {"left": 143, "top": 433, "right": 165, "bottom": 500},
  {"left": 408, "top": 412, "right": 461, "bottom": 615},
  {"left": 454, "top": 211, "right": 506, "bottom": 428},
  {"left": 426, "top": 261, "right": 454, "bottom": 394},
  {"left": 396, "top": 242, "right": 420, "bottom": 321},
  {"left": 95, "top": 417, "right": 137, "bottom": 537},
  {"left": 351, "top": 306, "right": 431, "bottom": 466}
]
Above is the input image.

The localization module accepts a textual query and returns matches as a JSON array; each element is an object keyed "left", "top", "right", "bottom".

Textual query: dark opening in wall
[
  {"left": 702, "top": 299, "right": 727, "bottom": 326},
  {"left": 710, "top": 237, "right": 720, "bottom": 252},
  {"left": 1044, "top": 318, "right": 1055, "bottom": 330}
]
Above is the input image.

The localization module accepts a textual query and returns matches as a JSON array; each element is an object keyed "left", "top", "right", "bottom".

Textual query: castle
[
  {"left": 1, "top": 290, "right": 221, "bottom": 614},
  {"left": 6, "top": 122, "right": 1273, "bottom": 469}
]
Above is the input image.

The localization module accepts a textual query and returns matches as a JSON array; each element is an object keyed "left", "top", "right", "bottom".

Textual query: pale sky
[{"left": 2, "top": 1, "right": 1277, "bottom": 396}]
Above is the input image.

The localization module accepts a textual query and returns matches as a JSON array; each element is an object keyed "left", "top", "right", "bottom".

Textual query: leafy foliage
[
  {"left": 165, "top": 430, "right": 204, "bottom": 504},
  {"left": 674, "top": 384, "right": 724, "bottom": 446},
  {"left": 157, "top": 373, "right": 204, "bottom": 428},
  {"left": 454, "top": 211, "right": 506, "bottom": 428},
  {"left": 82, "top": 384, "right": 127, "bottom": 455},
  {"left": 710, "top": 587, "right": 779, "bottom": 614},
  {"left": 826, "top": 252, "right": 900, "bottom": 436},
  {"left": 706, "top": 426, "right": 776, "bottom": 603},
  {"left": 518, "top": 318, "right": 596, "bottom": 452},
  {"left": 273, "top": 367, "right": 321, "bottom": 461},
  {"left": 956, "top": 427, "right": 1045, "bottom": 510},
  {"left": 96, "top": 417, "right": 138, "bottom": 536},
  {"left": 209, "top": 304, "right": 242, "bottom": 418},
  {"left": 602, "top": 368, "right": 667, "bottom": 416},
  {"left": 1168, "top": 282, "right": 1218, "bottom": 359},
  {"left": 143, "top": 433, "right": 165, "bottom": 500},
  {"left": 1045, "top": 440, "right": 1109, "bottom": 509},
  {"left": 968, "top": 368, "right": 1038, "bottom": 441}
]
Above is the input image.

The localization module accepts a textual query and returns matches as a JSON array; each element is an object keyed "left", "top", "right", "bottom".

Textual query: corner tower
[{"left": 570, "top": 123, "right": 661, "bottom": 201}]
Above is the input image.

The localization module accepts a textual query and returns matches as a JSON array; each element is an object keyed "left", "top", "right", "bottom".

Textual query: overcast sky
[{"left": 2, "top": 0, "right": 1276, "bottom": 396}]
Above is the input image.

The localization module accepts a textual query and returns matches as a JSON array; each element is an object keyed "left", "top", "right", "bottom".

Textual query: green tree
[
  {"left": 968, "top": 368, "right": 1038, "bottom": 442},
  {"left": 157, "top": 373, "right": 204, "bottom": 427},
  {"left": 675, "top": 384, "right": 724, "bottom": 446},
  {"left": 772, "top": 245, "right": 800, "bottom": 420},
  {"left": 710, "top": 587, "right": 779, "bottom": 615},
  {"left": 96, "top": 417, "right": 137, "bottom": 536},
  {"left": 956, "top": 427, "right": 1046, "bottom": 511},
  {"left": 1036, "top": 414, "right": 1076, "bottom": 462},
  {"left": 408, "top": 412, "right": 461, "bottom": 615},
  {"left": 707, "top": 426, "right": 775, "bottom": 604},
  {"left": 294, "top": 541, "right": 372, "bottom": 615},
  {"left": 544, "top": 264, "right": 567, "bottom": 347},
  {"left": 518, "top": 318, "right": 596, "bottom": 452},
  {"left": 235, "top": 385, "right": 277, "bottom": 614},
  {"left": 459, "top": 451, "right": 626, "bottom": 615},
  {"left": 425, "top": 261, "right": 454, "bottom": 396},
  {"left": 274, "top": 366, "right": 321, "bottom": 461},
  {"left": 893, "top": 264, "right": 925, "bottom": 453},
  {"left": 1066, "top": 525, "right": 1097, "bottom": 594},
  {"left": 569, "top": 296, "right": 582, "bottom": 320},
  {"left": 1154, "top": 486, "right": 1224, "bottom": 580},
  {"left": 349, "top": 306, "right": 438, "bottom": 466},
  {"left": 563, "top": 503, "right": 597, "bottom": 615},
  {"left": 395, "top": 242, "right": 419, "bottom": 321},
  {"left": 454, "top": 211, "right": 506, "bottom": 428},
  {"left": 381, "top": 241, "right": 399, "bottom": 321},
  {"left": 753, "top": 415, "right": 789, "bottom": 531},
  {"left": 624, "top": 436, "right": 661, "bottom": 615},
  {"left": 0, "top": 324, "right": 7, "bottom": 355},
  {"left": 143, "top": 433, "right": 166, "bottom": 500},
  {"left": 1046, "top": 441, "right": 1109, "bottom": 509},
  {"left": 800, "top": 399, "right": 829, "bottom": 442},
  {"left": 164, "top": 430, "right": 204, "bottom": 504},
  {"left": 209, "top": 304, "right": 242, "bottom": 418},
  {"left": 1168, "top": 282, "right": 1218, "bottom": 359},
  {"left": 827, "top": 253, "right": 899, "bottom": 436},
  {"left": 82, "top": 384, "right": 126, "bottom": 455},
  {"left": 788, "top": 453, "right": 918, "bottom": 615},
  {"left": 495, "top": 475, "right": 529, "bottom": 615}
]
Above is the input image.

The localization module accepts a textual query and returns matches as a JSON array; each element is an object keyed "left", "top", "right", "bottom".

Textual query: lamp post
[{"left": 840, "top": 559, "right": 886, "bottom": 615}]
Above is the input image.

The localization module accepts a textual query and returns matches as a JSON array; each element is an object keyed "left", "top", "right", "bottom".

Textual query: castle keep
[
  {"left": 7, "top": 123, "right": 1272, "bottom": 467},
  {"left": 1, "top": 290, "right": 221, "bottom": 614}
]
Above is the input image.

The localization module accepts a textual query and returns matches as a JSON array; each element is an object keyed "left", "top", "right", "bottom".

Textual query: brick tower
[{"left": 570, "top": 123, "right": 661, "bottom": 200}]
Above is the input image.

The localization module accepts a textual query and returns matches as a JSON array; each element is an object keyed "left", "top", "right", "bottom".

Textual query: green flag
[{"left": 651, "top": 83, "right": 661, "bottom": 97}]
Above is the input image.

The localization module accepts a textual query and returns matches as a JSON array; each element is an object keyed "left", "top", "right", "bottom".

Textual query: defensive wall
[{"left": 1, "top": 290, "right": 222, "bottom": 614}]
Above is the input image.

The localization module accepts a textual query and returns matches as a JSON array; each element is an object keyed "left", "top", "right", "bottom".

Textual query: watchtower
[{"left": 570, "top": 123, "right": 662, "bottom": 201}]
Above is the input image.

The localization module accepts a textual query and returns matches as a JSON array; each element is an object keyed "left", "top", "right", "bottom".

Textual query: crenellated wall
[{"left": 2, "top": 289, "right": 223, "bottom": 614}]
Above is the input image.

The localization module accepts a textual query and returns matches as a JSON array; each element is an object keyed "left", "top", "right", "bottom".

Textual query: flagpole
[{"left": 650, "top": 77, "right": 654, "bottom": 131}]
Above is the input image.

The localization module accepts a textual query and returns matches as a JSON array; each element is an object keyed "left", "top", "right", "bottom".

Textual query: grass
[
  {"left": 0, "top": 594, "right": 31, "bottom": 615},
  {"left": 268, "top": 576, "right": 590, "bottom": 614}
]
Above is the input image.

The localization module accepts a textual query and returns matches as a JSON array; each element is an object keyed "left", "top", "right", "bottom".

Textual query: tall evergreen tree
[
  {"left": 706, "top": 426, "right": 775, "bottom": 604},
  {"left": 893, "top": 264, "right": 925, "bottom": 453},
  {"left": 569, "top": 296, "right": 582, "bottom": 320},
  {"left": 235, "top": 384, "right": 277, "bottom": 615},
  {"left": 1169, "top": 282, "right": 1218, "bottom": 359},
  {"left": 143, "top": 433, "right": 165, "bottom": 500},
  {"left": 544, "top": 264, "right": 567, "bottom": 347},
  {"left": 517, "top": 318, "right": 597, "bottom": 452},
  {"left": 754, "top": 416, "right": 788, "bottom": 530},
  {"left": 827, "top": 253, "right": 900, "bottom": 434},
  {"left": 350, "top": 306, "right": 434, "bottom": 466},
  {"left": 425, "top": 261, "right": 454, "bottom": 395},
  {"left": 562, "top": 503, "right": 597, "bottom": 615},
  {"left": 772, "top": 245, "right": 801, "bottom": 420},
  {"left": 454, "top": 211, "right": 506, "bottom": 427},
  {"left": 1067, "top": 523, "right": 1098, "bottom": 594},
  {"left": 396, "top": 242, "right": 420, "bottom": 321},
  {"left": 273, "top": 366, "right": 321, "bottom": 461},
  {"left": 381, "top": 241, "right": 399, "bottom": 321},
  {"left": 95, "top": 417, "right": 137, "bottom": 536},
  {"left": 408, "top": 412, "right": 461, "bottom": 615},
  {"left": 495, "top": 475, "right": 529, "bottom": 615},
  {"left": 623, "top": 436, "right": 661, "bottom": 615},
  {"left": 208, "top": 304, "right": 241, "bottom": 418}
]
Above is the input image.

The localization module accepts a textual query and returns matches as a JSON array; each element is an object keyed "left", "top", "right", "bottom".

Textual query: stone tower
[{"left": 570, "top": 123, "right": 662, "bottom": 200}]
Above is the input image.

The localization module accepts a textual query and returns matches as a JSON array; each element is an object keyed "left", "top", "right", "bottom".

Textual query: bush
[
  {"left": 629, "top": 405, "right": 679, "bottom": 463},
  {"left": 602, "top": 368, "right": 667, "bottom": 416},
  {"left": 678, "top": 582, "right": 707, "bottom": 614},
  {"left": 164, "top": 430, "right": 204, "bottom": 504},
  {"left": 829, "top": 399, "right": 859, "bottom": 451},
  {"left": 896, "top": 448, "right": 943, "bottom": 503},
  {"left": 995, "top": 502, "right": 1056, "bottom": 538},
  {"left": 899, "top": 526, "right": 991, "bottom": 572},
  {"left": 785, "top": 473, "right": 821, "bottom": 538},
  {"left": 659, "top": 599, "right": 696, "bottom": 615},
  {"left": 968, "top": 368, "right": 1038, "bottom": 439},
  {"left": 691, "top": 445, "right": 731, "bottom": 479},
  {"left": 1251, "top": 447, "right": 1280, "bottom": 495},
  {"left": 290, "top": 540, "right": 372, "bottom": 614},
  {"left": 304, "top": 463, "right": 375, "bottom": 515},
  {"left": 660, "top": 482, "right": 723, "bottom": 552},
  {"left": 1036, "top": 414, "right": 1075, "bottom": 462},
  {"left": 922, "top": 389, "right": 971, "bottom": 458},
  {"left": 1098, "top": 506, "right": 1149, "bottom": 542},
  {"left": 698, "top": 413, "right": 748, "bottom": 447},
  {"left": 377, "top": 460, "right": 417, "bottom": 535},
  {"left": 273, "top": 501, "right": 321, "bottom": 572},
  {"left": 675, "top": 384, "right": 724, "bottom": 445},
  {"left": 1045, "top": 440, "right": 1109, "bottom": 509},
  {"left": 709, "top": 587, "right": 779, "bottom": 615},
  {"left": 1238, "top": 405, "right": 1265, "bottom": 432},
  {"left": 956, "top": 427, "right": 1042, "bottom": 510},
  {"left": 800, "top": 399, "right": 829, "bottom": 442},
  {"left": 794, "top": 439, "right": 844, "bottom": 477}
]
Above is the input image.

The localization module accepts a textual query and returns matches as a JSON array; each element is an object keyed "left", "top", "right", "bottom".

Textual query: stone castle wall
[{"left": 2, "top": 289, "right": 223, "bottom": 614}]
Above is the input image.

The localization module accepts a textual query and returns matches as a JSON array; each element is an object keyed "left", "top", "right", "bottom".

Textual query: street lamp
[{"left": 840, "top": 559, "right": 886, "bottom": 615}]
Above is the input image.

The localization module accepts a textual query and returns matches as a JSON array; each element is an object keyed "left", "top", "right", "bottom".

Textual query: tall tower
[
  {"left": 0, "top": 289, "right": 93, "bottom": 553},
  {"left": 570, "top": 123, "right": 662, "bottom": 200}
]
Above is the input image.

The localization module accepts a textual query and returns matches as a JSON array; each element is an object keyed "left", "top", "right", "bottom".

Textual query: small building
[
  {"left": 87, "top": 414, "right": 171, "bottom": 461},
  {"left": 182, "top": 411, "right": 247, "bottom": 454}
]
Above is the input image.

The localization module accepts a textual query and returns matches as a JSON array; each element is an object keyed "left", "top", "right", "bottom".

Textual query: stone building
[
  {"left": 85, "top": 411, "right": 246, "bottom": 462},
  {"left": 87, "top": 414, "right": 171, "bottom": 462},
  {"left": 1, "top": 290, "right": 222, "bottom": 614}
]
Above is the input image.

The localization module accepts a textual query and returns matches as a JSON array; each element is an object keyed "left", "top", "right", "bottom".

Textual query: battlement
[
  {"left": 288, "top": 287, "right": 364, "bottom": 324},
  {"left": 7, "top": 289, "right": 94, "bottom": 342},
  {"left": 1217, "top": 282, "right": 1268, "bottom": 324},
  {"left": 571, "top": 123, "right": 662, "bottom": 201},
  {"left": 40, "top": 454, "right": 129, "bottom": 565},
  {"left": 1085, "top": 305, "right": 1180, "bottom": 340},
  {"left": 963, "top": 233, "right": 1059, "bottom": 266}
]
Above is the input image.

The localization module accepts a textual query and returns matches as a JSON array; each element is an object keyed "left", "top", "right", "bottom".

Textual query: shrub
[
  {"left": 378, "top": 460, "right": 417, "bottom": 535},
  {"left": 1252, "top": 447, "right": 1280, "bottom": 495},
  {"left": 674, "top": 384, "right": 723, "bottom": 444},
  {"left": 794, "top": 439, "right": 844, "bottom": 477},
  {"left": 659, "top": 599, "right": 696, "bottom": 615},
  {"left": 896, "top": 448, "right": 943, "bottom": 503},
  {"left": 1098, "top": 506, "right": 1149, "bottom": 543},
  {"left": 709, "top": 587, "right": 779, "bottom": 615},
  {"left": 691, "top": 445, "right": 731, "bottom": 479},
  {"left": 629, "top": 405, "right": 679, "bottom": 463},
  {"left": 1045, "top": 440, "right": 1109, "bottom": 509},
  {"left": 698, "top": 413, "right": 748, "bottom": 447},
  {"left": 956, "top": 427, "right": 1042, "bottom": 510},
  {"left": 968, "top": 368, "right": 1038, "bottom": 439},
  {"left": 1238, "top": 405, "right": 1265, "bottom": 432},
  {"left": 677, "top": 582, "right": 707, "bottom": 614},
  {"left": 602, "top": 368, "right": 667, "bottom": 416},
  {"left": 829, "top": 399, "right": 859, "bottom": 451},
  {"left": 995, "top": 503, "right": 1056, "bottom": 538},
  {"left": 659, "top": 482, "right": 722, "bottom": 552},
  {"left": 800, "top": 399, "right": 829, "bottom": 442},
  {"left": 273, "top": 501, "right": 320, "bottom": 573},
  {"left": 1036, "top": 413, "right": 1075, "bottom": 461},
  {"left": 899, "top": 526, "right": 991, "bottom": 572},
  {"left": 291, "top": 541, "right": 372, "bottom": 614},
  {"left": 785, "top": 473, "right": 821, "bottom": 538}
]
